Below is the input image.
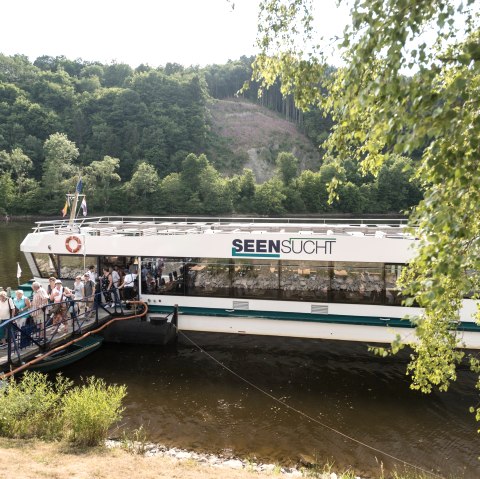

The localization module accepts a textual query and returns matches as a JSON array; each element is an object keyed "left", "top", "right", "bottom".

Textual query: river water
[{"left": 1, "top": 221, "right": 479, "bottom": 478}]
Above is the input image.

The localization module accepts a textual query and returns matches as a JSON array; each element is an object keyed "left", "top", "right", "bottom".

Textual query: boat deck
[{"left": 30, "top": 216, "right": 414, "bottom": 240}]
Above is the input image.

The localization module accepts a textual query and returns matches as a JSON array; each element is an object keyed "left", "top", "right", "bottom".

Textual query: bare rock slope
[{"left": 208, "top": 99, "right": 321, "bottom": 182}]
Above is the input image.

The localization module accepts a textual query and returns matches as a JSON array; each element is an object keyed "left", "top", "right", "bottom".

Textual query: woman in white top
[
  {"left": 73, "top": 276, "right": 85, "bottom": 300},
  {"left": 31, "top": 281, "right": 49, "bottom": 331},
  {"left": 0, "top": 291, "right": 15, "bottom": 346}
]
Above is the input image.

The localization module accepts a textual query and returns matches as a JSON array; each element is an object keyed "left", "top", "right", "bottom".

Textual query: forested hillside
[{"left": 0, "top": 53, "right": 422, "bottom": 216}]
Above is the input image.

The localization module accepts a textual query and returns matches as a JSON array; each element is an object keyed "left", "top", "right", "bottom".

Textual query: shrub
[
  {"left": 0, "top": 372, "right": 72, "bottom": 439},
  {"left": 61, "top": 376, "right": 126, "bottom": 446}
]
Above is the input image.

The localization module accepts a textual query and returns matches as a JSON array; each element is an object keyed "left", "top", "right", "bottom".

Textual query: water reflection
[
  {"left": 0, "top": 222, "right": 33, "bottom": 288},
  {"left": 63, "top": 333, "right": 480, "bottom": 478}
]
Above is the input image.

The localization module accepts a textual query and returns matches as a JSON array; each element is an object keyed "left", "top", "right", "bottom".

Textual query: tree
[
  {"left": 252, "top": 0, "right": 480, "bottom": 399},
  {"left": 275, "top": 151, "right": 298, "bottom": 185},
  {"left": 229, "top": 169, "right": 256, "bottom": 213},
  {"left": 375, "top": 156, "right": 422, "bottom": 213},
  {"left": 0, "top": 148, "right": 39, "bottom": 212},
  {"left": 124, "top": 161, "right": 160, "bottom": 213},
  {"left": 160, "top": 173, "right": 189, "bottom": 214},
  {"left": 0, "top": 173, "right": 15, "bottom": 214},
  {"left": 253, "top": 178, "right": 286, "bottom": 215},
  {"left": 83, "top": 155, "right": 121, "bottom": 213},
  {"left": 181, "top": 153, "right": 210, "bottom": 192},
  {"left": 41, "top": 133, "right": 79, "bottom": 212}
]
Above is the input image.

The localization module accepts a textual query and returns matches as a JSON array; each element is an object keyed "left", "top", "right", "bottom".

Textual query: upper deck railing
[{"left": 31, "top": 216, "right": 412, "bottom": 238}]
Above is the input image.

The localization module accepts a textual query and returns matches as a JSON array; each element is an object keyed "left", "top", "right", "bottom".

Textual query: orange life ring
[{"left": 65, "top": 235, "right": 82, "bottom": 253}]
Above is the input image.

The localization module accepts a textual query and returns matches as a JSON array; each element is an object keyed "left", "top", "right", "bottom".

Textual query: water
[
  {"left": 0, "top": 221, "right": 33, "bottom": 289},
  {"left": 63, "top": 335, "right": 479, "bottom": 478},
  {"left": 2, "top": 222, "right": 479, "bottom": 477}
]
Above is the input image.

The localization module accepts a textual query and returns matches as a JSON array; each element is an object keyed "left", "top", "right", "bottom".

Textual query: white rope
[{"left": 178, "top": 330, "right": 444, "bottom": 479}]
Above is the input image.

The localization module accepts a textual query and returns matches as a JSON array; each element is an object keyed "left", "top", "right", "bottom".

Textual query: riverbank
[{"left": 0, "top": 438, "right": 366, "bottom": 479}]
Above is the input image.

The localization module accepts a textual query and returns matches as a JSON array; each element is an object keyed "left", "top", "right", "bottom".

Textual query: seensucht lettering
[{"left": 231, "top": 238, "right": 335, "bottom": 256}]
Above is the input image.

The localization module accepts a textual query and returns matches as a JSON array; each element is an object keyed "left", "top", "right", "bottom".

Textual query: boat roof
[{"left": 30, "top": 216, "right": 414, "bottom": 240}]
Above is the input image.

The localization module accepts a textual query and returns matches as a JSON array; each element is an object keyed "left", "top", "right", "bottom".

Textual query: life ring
[{"left": 65, "top": 235, "right": 82, "bottom": 253}]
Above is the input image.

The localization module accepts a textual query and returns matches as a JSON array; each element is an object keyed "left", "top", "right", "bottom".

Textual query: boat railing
[
  {"left": 31, "top": 216, "right": 411, "bottom": 237},
  {"left": 0, "top": 288, "right": 140, "bottom": 369}
]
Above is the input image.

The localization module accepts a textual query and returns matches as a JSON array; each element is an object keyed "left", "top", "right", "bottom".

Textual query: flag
[
  {"left": 76, "top": 177, "right": 83, "bottom": 193},
  {"left": 61, "top": 199, "right": 69, "bottom": 217},
  {"left": 16, "top": 262, "right": 22, "bottom": 279},
  {"left": 81, "top": 197, "right": 87, "bottom": 217}
]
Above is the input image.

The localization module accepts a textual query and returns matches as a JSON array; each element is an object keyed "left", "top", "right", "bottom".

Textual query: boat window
[
  {"left": 141, "top": 257, "right": 185, "bottom": 296},
  {"left": 332, "top": 262, "right": 384, "bottom": 304},
  {"left": 232, "top": 259, "right": 280, "bottom": 300},
  {"left": 58, "top": 255, "right": 88, "bottom": 279},
  {"left": 187, "top": 258, "right": 232, "bottom": 297},
  {"left": 31, "top": 253, "right": 58, "bottom": 278},
  {"left": 385, "top": 264, "right": 404, "bottom": 305},
  {"left": 280, "top": 260, "right": 330, "bottom": 302},
  {"left": 101, "top": 256, "right": 138, "bottom": 275},
  {"left": 138, "top": 256, "right": 407, "bottom": 307}
]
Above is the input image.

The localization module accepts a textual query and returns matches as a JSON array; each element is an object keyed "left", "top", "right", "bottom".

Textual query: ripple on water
[{"left": 61, "top": 333, "right": 480, "bottom": 477}]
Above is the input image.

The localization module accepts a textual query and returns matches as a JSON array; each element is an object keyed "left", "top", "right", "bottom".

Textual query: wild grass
[{"left": 120, "top": 425, "right": 148, "bottom": 455}]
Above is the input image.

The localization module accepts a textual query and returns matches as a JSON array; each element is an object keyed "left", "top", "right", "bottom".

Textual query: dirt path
[{"left": 0, "top": 439, "right": 277, "bottom": 479}]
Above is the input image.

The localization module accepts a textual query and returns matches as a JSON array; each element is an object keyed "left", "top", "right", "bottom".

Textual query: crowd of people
[{"left": 0, "top": 264, "right": 139, "bottom": 349}]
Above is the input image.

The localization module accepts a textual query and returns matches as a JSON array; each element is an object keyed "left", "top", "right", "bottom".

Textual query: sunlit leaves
[{"left": 253, "top": 0, "right": 480, "bottom": 395}]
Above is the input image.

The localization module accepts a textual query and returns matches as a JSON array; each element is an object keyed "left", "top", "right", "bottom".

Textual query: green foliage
[
  {"left": 0, "top": 173, "right": 16, "bottom": 213},
  {"left": 41, "top": 132, "right": 80, "bottom": 211},
  {"left": 0, "top": 372, "right": 127, "bottom": 447},
  {"left": 83, "top": 155, "right": 121, "bottom": 213},
  {"left": 0, "top": 372, "right": 71, "bottom": 439},
  {"left": 276, "top": 151, "right": 298, "bottom": 185},
  {"left": 253, "top": 177, "right": 286, "bottom": 215},
  {"left": 61, "top": 376, "right": 126, "bottom": 447},
  {"left": 0, "top": 52, "right": 423, "bottom": 217},
  {"left": 253, "top": 0, "right": 480, "bottom": 397},
  {"left": 124, "top": 161, "right": 161, "bottom": 213}
]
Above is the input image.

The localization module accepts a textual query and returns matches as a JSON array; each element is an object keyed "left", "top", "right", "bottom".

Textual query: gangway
[{"left": 0, "top": 293, "right": 177, "bottom": 378}]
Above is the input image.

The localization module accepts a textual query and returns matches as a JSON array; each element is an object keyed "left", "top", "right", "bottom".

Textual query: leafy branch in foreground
[{"left": 252, "top": 0, "right": 480, "bottom": 395}]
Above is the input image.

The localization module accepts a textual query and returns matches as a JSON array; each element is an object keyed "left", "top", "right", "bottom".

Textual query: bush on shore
[
  {"left": 0, "top": 371, "right": 126, "bottom": 446},
  {"left": 62, "top": 377, "right": 126, "bottom": 446}
]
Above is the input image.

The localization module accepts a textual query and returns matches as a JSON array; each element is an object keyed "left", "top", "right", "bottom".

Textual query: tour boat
[{"left": 19, "top": 216, "right": 480, "bottom": 348}]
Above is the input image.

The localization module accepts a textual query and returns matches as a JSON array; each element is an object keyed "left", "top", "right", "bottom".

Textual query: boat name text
[{"left": 231, "top": 238, "right": 336, "bottom": 258}]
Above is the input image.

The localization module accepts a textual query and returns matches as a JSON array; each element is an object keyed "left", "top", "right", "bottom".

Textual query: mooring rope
[{"left": 178, "top": 330, "right": 444, "bottom": 479}]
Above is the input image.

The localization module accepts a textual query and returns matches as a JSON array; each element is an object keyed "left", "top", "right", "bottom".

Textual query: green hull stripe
[{"left": 147, "top": 305, "right": 480, "bottom": 332}]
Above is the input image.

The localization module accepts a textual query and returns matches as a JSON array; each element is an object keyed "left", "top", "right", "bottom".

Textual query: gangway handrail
[
  {"left": 0, "top": 288, "right": 135, "bottom": 369},
  {"left": 0, "top": 300, "right": 151, "bottom": 379}
]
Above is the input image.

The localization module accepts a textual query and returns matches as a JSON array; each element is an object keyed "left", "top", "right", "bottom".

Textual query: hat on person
[{"left": 55, "top": 279, "right": 62, "bottom": 284}]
